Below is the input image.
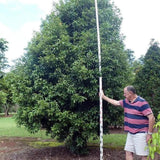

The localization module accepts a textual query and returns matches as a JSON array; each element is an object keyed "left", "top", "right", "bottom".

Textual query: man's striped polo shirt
[{"left": 119, "top": 96, "right": 153, "bottom": 134}]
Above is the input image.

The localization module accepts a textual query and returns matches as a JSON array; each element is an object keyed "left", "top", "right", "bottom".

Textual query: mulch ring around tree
[{"left": 0, "top": 137, "right": 159, "bottom": 160}]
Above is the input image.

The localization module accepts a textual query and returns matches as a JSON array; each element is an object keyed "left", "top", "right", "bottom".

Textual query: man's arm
[
  {"left": 100, "top": 90, "right": 121, "bottom": 106},
  {"left": 147, "top": 113, "right": 155, "bottom": 133},
  {"left": 146, "top": 113, "right": 155, "bottom": 142}
]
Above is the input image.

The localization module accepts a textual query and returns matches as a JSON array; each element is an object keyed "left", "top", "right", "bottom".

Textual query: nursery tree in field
[
  {"left": 134, "top": 40, "right": 160, "bottom": 117},
  {"left": 11, "top": 0, "right": 132, "bottom": 154}
]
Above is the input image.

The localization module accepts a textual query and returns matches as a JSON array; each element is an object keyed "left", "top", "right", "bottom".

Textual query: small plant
[{"left": 148, "top": 113, "right": 160, "bottom": 160}]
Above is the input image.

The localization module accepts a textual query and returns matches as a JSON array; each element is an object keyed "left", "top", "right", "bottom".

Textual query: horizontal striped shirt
[{"left": 119, "top": 96, "right": 152, "bottom": 134}]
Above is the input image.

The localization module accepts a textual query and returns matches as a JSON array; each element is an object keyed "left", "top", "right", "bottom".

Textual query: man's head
[{"left": 123, "top": 85, "right": 136, "bottom": 101}]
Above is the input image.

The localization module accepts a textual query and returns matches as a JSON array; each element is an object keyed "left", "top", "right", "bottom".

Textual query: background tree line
[{"left": 0, "top": 0, "right": 160, "bottom": 155}]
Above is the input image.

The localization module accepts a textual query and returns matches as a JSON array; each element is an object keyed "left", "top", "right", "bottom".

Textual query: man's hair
[{"left": 126, "top": 85, "right": 136, "bottom": 94}]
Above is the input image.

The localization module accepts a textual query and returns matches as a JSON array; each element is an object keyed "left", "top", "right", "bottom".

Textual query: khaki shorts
[{"left": 124, "top": 132, "right": 149, "bottom": 156}]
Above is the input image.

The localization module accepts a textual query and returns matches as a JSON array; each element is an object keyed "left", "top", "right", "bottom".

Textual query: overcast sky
[
  {"left": 0, "top": 0, "right": 160, "bottom": 68},
  {"left": 113, "top": 0, "right": 160, "bottom": 58}
]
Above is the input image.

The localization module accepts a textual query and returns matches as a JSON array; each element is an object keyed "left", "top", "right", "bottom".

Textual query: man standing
[{"left": 100, "top": 86, "right": 155, "bottom": 160}]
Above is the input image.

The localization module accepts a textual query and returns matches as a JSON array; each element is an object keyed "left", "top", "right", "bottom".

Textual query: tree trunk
[{"left": 4, "top": 105, "right": 9, "bottom": 117}]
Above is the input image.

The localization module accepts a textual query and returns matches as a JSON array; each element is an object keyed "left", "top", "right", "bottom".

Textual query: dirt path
[{"left": 0, "top": 137, "right": 159, "bottom": 160}]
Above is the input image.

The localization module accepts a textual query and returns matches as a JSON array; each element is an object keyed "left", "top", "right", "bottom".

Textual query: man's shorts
[{"left": 124, "top": 132, "right": 149, "bottom": 156}]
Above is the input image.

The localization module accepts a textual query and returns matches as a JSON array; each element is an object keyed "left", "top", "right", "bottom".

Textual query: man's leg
[
  {"left": 133, "top": 133, "right": 149, "bottom": 159},
  {"left": 126, "top": 151, "right": 133, "bottom": 160},
  {"left": 125, "top": 133, "right": 135, "bottom": 160}
]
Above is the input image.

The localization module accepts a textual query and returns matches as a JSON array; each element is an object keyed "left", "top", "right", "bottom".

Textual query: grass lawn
[
  {"left": 0, "top": 116, "right": 50, "bottom": 139},
  {"left": 89, "top": 134, "right": 126, "bottom": 149},
  {"left": 0, "top": 116, "right": 126, "bottom": 149}
]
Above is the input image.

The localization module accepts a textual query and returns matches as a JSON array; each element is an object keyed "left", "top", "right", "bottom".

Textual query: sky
[
  {"left": 0, "top": 0, "right": 58, "bottom": 67},
  {"left": 0, "top": 0, "right": 160, "bottom": 68},
  {"left": 113, "top": 0, "right": 160, "bottom": 58}
]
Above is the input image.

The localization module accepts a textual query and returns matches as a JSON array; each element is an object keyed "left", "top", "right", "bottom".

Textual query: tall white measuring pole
[{"left": 95, "top": 0, "right": 103, "bottom": 160}]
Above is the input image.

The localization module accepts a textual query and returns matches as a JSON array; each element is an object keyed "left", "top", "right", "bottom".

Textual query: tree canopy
[
  {"left": 11, "top": 0, "right": 132, "bottom": 154},
  {"left": 134, "top": 40, "right": 160, "bottom": 117}
]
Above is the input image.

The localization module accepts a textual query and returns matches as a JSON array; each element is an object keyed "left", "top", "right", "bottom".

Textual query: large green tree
[
  {"left": 134, "top": 40, "right": 160, "bottom": 117},
  {"left": 11, "top": 0, "right": 131, "bottom": 154}
]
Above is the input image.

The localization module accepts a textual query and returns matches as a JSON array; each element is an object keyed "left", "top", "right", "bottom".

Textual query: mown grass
[
  {"left": 0, "top": 116, "right": 126, "bottom": 149},
  {"left": 89, "top": 134, "right": 126, "bottom": 149},
  {"left": 0, "top": 116, "right": 50, "bottom": 139}
]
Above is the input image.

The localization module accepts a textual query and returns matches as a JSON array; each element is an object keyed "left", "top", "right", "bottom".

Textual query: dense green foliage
[
  {"left": 0, "top": 73, "right": 15, "bottom": 115},
  {"left": 134, "top": 40, "right": 160, "bottom": 117},
  {"left": 0, "top": 38, "right": 10, "bottom": 114},
  {"left": 10, "top": 0, "right": 131, "bottom": 154}
]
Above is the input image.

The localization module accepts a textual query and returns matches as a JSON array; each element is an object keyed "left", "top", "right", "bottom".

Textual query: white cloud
[
  {"left": 3, "top": 21, "right": 41, "bottom": 66},
  {"left": 18, "top": 0, "right": 58, "bottom": 15},
  {"left": 0, "top": 23, "right": 12, "bottom": 40},
  {"left": 19, "top": 21, "right": 41, "bottom": 42},
  {"left": 0, "top": 0, "right": 6, "bottom": 3},
  {"left": 0, "top": 23, "right": 16, "bottom": 64}
]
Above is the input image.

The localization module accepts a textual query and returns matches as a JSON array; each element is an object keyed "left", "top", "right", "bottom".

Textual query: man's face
[{"left": 123, "top": 88, "right": 131, "bottom": 100}]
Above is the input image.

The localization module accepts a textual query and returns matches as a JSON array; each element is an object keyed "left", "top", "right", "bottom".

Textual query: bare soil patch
[
  {"left": 0, "top": 129, "right": 159, "bottom": 160},
  {"left": 0, "top": 137, "right": 126, "bottom": 160}
]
